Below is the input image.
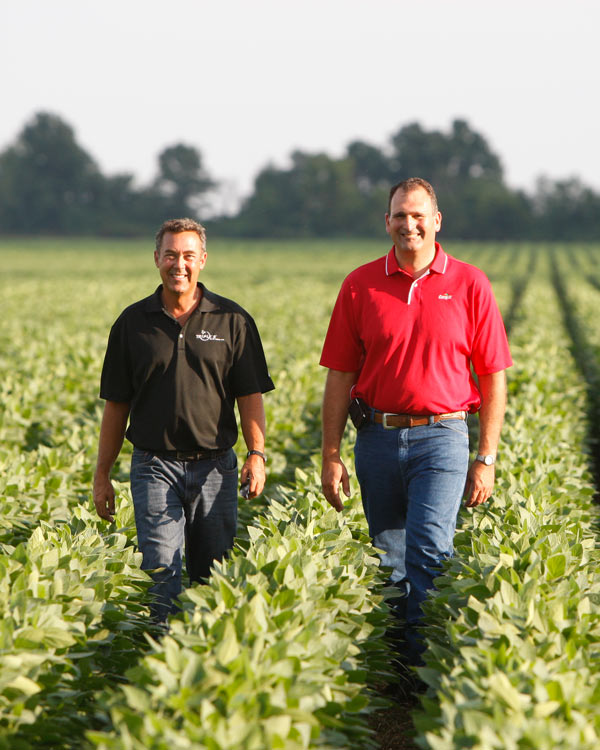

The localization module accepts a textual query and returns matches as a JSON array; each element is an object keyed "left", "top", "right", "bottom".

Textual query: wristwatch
[
  {"left": 247, "top": 449, "right": 267, "bottom": 462},
  {"left": 476, "top": 453, "right": 495, "bottom": 465}
]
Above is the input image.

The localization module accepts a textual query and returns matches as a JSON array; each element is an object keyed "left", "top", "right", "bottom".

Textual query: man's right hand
[
  {"left": 93, "top": 474, "right": 116, "bottom": 522},
  {"left": 321, "top": 455, "right": 351, "bottom": 512}
]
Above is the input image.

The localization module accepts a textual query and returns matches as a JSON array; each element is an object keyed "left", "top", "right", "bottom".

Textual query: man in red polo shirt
[{"left": 320, "top": 177, "right": 511, "bottom": 666}]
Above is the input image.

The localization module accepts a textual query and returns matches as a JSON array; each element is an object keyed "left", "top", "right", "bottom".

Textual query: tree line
[{"left": 1, "top": 111, "right": 599, "bottom": 240}]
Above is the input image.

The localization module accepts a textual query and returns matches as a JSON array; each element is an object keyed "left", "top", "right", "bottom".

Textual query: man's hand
[
  {"left": 464, "top": 461, "right": 495, "bottom": 507},
  {"left": 321, "top": 454, "right": 350, "bottom": 512},
  {"left": 320, "top": 369, "right": 357, "bottom": 512},
  {"left": 93, "top": 400, "right": 129, "bottom": 522},
  {"left": 240, "top": 454, "right": 266, "bottom": 499},
  {"left": 465, "top": 370, "right": 506, "bottom": 508},
  {"left": 93, "top": 473, "right": 116, "bottom": 522}
]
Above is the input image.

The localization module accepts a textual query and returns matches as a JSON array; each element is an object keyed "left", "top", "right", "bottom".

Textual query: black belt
[
  {"left": 150, "top": 448, "right": 229, "bottom": 461},
  {"left": 373, "top": 410, "right": 467, "bottom": 429}
]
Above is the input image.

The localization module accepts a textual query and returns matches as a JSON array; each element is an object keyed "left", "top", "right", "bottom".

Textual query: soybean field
[{"left": 1, "top": 238, "right": 600, "bottom": 750}]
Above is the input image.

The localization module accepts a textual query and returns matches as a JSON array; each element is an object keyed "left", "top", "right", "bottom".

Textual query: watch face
[{"left": 484, "top": 455, "right": 494, "bottom": 465}]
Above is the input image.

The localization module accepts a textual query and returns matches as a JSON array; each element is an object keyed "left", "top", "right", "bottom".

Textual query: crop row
[
  {"left": 413, "top": 252, "right": 600, "bottom": 749},
  {"left": 550, "top": 253, "right": 600, "bottom": 484},
  {"left": 80, "top": 244, "right": 537, "bottom": 748},
  {"left": 0, "top": 242, "right": 394, "bottom": 748},
  {"left": 2, "top": 241, "right": 597, "bottom": 748},
  {"left": 0, "top": 505, "right": 155, "bottom": 749},
  {"left": 86, "top": 470, "right": 393, "bottom": 750}
]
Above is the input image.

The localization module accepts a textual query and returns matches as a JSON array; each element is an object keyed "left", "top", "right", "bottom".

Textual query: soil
[{"left": 369, "top": 694, "right": 421, "bottom": 750}]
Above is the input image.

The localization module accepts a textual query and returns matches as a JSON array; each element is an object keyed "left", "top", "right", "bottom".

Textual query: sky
[{"left": 1, "top": 0, "right": 599, "bottom": 213}]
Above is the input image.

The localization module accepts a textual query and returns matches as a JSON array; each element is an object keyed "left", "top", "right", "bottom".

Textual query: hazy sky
[{"left": 2, "top": 0, "right": 598, "bottom": 212}]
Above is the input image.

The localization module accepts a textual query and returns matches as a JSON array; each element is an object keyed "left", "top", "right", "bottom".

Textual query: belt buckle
[{"left": 381, "top": 413, "right": 396, "bottom": 430}]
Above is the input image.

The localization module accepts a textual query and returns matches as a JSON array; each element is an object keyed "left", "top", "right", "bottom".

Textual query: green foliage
[
  {"left": 89, "top": 474, "right": 390, "bottom": 749},
  {"left": 413, "top": 253, "right": 600, "bottom": 749},
  {"left": 0, "top": 510, "right": 155, "bottom": 747},
  {"left": 2, "top": 239, "right": 600, "bottom": 749},
  {"left": 3, "top": 112, "right": 600, "bottom": 239},
  {"left": 0, "top": 113, "right": 216, "bottom": 237},
  {"left": 0, "top": 239, "right": 391, "bottom": 748}
]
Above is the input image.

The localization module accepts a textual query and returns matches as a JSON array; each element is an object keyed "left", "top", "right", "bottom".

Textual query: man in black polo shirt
[{"left": 93, "top": 218, "right": 274, "bottom": 621}]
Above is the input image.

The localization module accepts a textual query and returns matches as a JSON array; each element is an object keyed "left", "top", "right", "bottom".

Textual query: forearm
[
  {"left": 321, "top": 369, "right": 357, "bottom": 456},
  {"left": 320, "top": 369, "right": 357, "bottom": 510},
  {"left": 237, "top": 392, "right": 266, "bottom": 453},
  {"left": 464, "top": 370, "right": 507, "bottom": 507},
  {"left": 477, "top": 370, "right": 507, "bottom": 456},
  {"left": 93, "top": 400, "right": 130, "bottom": 521},
  {"left": 95, "top": 400, "right": 130, "bottom": 478},
  {"left": 237, "top": 393, "right": 266, "bottom": 498}
]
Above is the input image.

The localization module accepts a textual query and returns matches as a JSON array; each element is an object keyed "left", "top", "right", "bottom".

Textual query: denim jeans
[
  {"left": 130, "top": 447, "right": 239, "bottom": 622},
  {"left": 354, "top": 417, "right": 469, "bottom": 662}
]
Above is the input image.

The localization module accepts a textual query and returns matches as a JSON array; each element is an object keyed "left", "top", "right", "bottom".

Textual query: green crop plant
[
  {"left": 2, "top": 240, "right": 600, "bottom": 748},
  {"left": 413, "top": 252, "right": 600, "bottom": 750}
]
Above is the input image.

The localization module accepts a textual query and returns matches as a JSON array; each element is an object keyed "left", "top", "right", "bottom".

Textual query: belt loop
[{"left": 428, "top": 415, "right": 435, "bottom": 425}]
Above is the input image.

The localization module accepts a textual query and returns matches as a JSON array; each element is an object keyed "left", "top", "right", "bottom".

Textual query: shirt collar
[
  {"left": 385, "top": 242, "right": 447, "bottom": 277},
  {"left": 146, "top": 283, "right": 221, "bottom": 313}
]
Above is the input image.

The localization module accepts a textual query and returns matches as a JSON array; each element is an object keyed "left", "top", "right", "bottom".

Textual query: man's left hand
[
  {"left": 240, "top": 454, "right": 266, "bottom": 499},
  {"left": 464, "top": 461, "right": 495, "bottom": 507}
]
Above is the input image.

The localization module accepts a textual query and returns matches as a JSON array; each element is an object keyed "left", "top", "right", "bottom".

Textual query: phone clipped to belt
[{"left": 348, "top": 397, "right": 370, "bottom": 430}]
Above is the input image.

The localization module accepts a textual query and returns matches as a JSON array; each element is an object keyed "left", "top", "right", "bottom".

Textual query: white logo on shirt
[
  {"left": 438, "top": 293, "right": 453, "bottom": 300},
  {"left": 196, "top": 330, "right": 225, "bottom": 342}
]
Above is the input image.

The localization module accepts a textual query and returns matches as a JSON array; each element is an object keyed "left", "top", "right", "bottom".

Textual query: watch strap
[{"left": 247, "top": 449, "right": 267, "bottom": 463}]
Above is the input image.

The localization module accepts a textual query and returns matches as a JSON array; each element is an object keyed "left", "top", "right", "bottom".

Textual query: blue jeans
[
  {"left": 130, "top": 447, "right": 239, "bottom": 622},
  {"left": 354, "top": 418, "right": 469, "bottom": 662}
]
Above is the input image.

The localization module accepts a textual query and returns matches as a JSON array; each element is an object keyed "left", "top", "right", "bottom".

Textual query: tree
[
  {"left": 387, "top": 119, "right": 515, "bottom": 237},
  {"left": 446, "top": 119, "right": 503, "bottom": 182},
  {"left": 532, "top": 177, "right": 600, "bottom": 240},
  {"left": 153, "top": 144, "right": 215, "bottom": 217},
  {"left": 346, "top": 140, "right": 391, "bottom": 194},
  {"left": 233, "top": 151, "right": 369, "bottom": 237},
  {"left": 0, "top": 112, "right": 101, "bottom": 233},
  {"left": 389, "top": 119, "right": 503, "bottom": 187},
  {"left": 388, "top": 122, "right": 449, "bottom": 184},
  {"left": 443, "top": 180, "right": 534, "bottom": 239}
]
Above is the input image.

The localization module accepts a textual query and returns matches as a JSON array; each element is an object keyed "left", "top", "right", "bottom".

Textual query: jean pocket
[
  {"left": 132, "top": 448, "right": 157, "bottom": 466},
  {"left": 216, "top": 449, "right": 238, "bottom": 474},
  {"left": 435, "top": 419, "right": 469, "bottom": 436}
]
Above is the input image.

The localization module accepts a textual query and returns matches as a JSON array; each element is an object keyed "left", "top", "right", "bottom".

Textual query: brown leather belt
[{"left": 373, "top": 410, "right": 467, "bottom": 429}]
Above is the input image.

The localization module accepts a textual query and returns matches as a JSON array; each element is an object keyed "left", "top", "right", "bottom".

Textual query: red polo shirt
[{"left": 320, "top": 244, "right": 512, "bottom": 414}]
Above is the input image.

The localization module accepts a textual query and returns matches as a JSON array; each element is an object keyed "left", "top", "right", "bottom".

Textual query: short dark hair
[
  {"left": 388, "top": 178, "right": 438, "bottom": 214},
  {"left": 155, "top": 218, "right": 206, "bottom": 253}
]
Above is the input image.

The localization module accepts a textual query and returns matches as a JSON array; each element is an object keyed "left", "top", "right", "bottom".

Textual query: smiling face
[
  {"left": 154, "top": 231, "right": 207, "bottom": 300},
  {"left": 385, "top": 186, "right": 442, "bottom": 264}
]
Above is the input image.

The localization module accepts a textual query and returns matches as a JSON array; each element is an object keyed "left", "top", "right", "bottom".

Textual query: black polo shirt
[{"left": 100, "top": 283, "right": 274, "bottom": 451}]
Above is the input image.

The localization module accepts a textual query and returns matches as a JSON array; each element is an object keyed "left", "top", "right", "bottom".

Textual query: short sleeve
[
  {"left": 470, "top": 276, "right": 513, "bottom": 375},
  {"left": 99, "top": 314, "right": 134, "bottom": 402},
  {"left": 228, "top": 313, "right": 275, "bottom": 397},
  {"left": 320, "top": 276, "right": 364, "bottom": 371}
]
